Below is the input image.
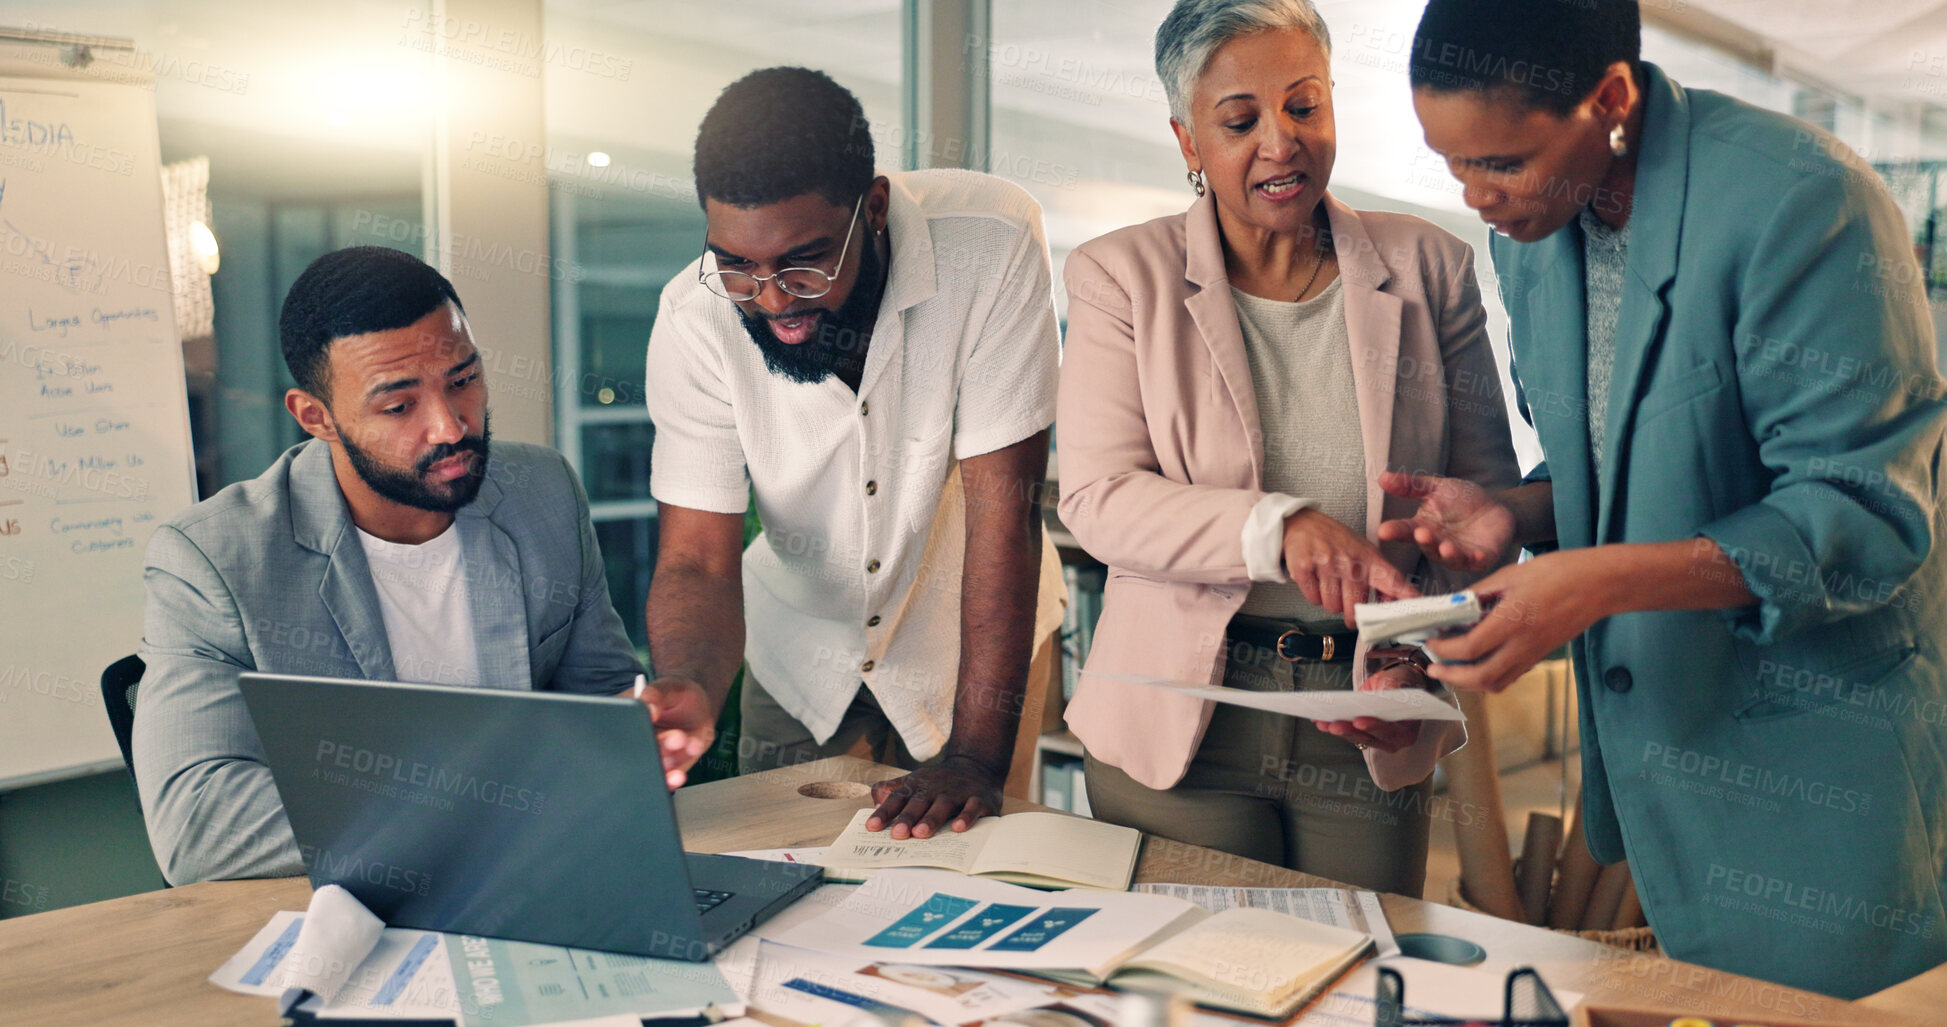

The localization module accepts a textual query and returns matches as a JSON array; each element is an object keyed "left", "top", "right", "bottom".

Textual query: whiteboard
[{"left": 0, "top": 45, "right": 198, "bottom": 789}]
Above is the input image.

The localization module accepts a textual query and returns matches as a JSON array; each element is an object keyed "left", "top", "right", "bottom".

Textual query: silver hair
[{"left": 1154, "top": 0, "right": 1333, "bottom": 126}]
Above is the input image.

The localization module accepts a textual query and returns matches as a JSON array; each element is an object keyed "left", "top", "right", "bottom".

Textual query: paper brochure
[{"left": 211, "top": 885, "right": 742, "bottom": 1026}]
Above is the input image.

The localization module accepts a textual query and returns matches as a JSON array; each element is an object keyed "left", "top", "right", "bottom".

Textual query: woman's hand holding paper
[{"left": 1313, "top": 662, "right": 1429, "bottom": 753}]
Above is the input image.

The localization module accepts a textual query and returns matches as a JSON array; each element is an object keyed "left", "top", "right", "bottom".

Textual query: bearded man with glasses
[{"left": 641, "top": 67, "right": 1065, "bottom": 840}]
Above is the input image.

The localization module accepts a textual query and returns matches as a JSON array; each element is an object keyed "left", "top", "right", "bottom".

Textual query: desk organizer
[{"left": 1376, "top": 965, "right": 1571, "bottom": 1027}]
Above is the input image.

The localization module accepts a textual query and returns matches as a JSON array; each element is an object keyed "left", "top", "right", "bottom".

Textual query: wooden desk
[{"left": 0, "top": 756, "right": 1931, "bottom": 1025}]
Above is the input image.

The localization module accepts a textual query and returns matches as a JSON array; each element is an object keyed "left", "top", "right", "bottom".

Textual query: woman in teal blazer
[{"left": 1381, "top": 0, "right": 1947, "bottom": 998}]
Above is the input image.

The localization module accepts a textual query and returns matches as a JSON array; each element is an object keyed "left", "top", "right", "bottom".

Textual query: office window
[
  {"left": 2, "top": 1, "right": 439, "bottom": 489},
  {"left": 984, "top": 0, "right": 1182, "bottom": 319}
]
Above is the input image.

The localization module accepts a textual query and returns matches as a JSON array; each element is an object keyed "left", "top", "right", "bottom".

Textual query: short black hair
[
  {"left": 1411, "top": 0, "right": 1640, "bottom": 115},
  {"left": 693, "top": 67, "right": 874, "bottom": 209},
  {"left": 278, "top": 246, "right": 464, "bottom": 403}
]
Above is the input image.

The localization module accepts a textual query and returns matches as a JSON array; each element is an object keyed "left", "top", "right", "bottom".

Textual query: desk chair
[
  {"left": 97, "top": 654, "right": 173, "bottom": 888},
  {"left": 101, "top": 654, "right": 145, "bottom": 783}
]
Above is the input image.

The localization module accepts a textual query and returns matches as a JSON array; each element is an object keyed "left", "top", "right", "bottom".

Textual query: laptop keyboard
[{"left": 694, "top": 888, "right": 735, "bottom": 914}]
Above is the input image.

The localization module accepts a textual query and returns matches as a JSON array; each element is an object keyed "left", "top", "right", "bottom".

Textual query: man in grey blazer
[{"left": 134, "top": 247, "right": 650, "bottom": 885}]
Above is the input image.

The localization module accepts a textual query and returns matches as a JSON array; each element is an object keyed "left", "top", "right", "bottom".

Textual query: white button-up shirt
[{"left": 645, "top": 169, "right": 1066, "bottom": 759}]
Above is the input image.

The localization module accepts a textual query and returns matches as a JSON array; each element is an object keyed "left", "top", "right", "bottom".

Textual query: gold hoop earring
[
  {"left": 1609, "top": 123, "right": 1628, "bottom": 157},
  {"left": 1187, "top": 169, "right": 1206, "bottom": 197}
]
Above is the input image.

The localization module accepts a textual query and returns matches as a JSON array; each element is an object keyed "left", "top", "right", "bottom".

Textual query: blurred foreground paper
[{"left": 1091, "top": 673, "right": 1466, "bottom": 722}]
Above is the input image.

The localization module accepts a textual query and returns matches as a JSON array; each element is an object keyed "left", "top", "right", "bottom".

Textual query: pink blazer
[{"left": 1057, "top": 192, "right": 1521, "bottom": 791}]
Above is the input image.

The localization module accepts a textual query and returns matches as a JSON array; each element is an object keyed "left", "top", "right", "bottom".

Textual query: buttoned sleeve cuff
[{"left": 1243, "top": 494, "right": 1316, "bottom": 583}]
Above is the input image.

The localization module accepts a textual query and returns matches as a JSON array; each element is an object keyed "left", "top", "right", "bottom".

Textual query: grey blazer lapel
[
  {"left": 287, "top": 441, "right": 396, "bottom": 681},
  {"left": 457, "top": 466, "right": 531, "bottom": 690}
]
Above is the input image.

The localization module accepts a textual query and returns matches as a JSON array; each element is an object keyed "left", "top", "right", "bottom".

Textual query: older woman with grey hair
[{"left": 1055, "top": 0, "right": 1520, "bottom": 893}]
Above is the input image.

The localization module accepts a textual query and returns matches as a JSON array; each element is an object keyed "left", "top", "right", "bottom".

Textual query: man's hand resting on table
[{"left": 866, "top": 755, "right": 1004, "bottom": 840}]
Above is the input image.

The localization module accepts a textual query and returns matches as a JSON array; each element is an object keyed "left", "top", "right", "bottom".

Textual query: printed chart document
[
  {"left": 212, "top": 886, "right": 741, "bottom": 1026},
  {"left": 769, "top": 869, "right": 1200, "bottom": 977},
  {"left": 1133, "top": 884, "right": 1398, "bottom": 957},
  {"left": 1093, "top": 673, "right": 1464, "bottom": 723},
  {"left": 770, "top": 869, "right": 1372, "bottom": 1020},
  {"left": 822, "top": 809, "right": 1141, "bottom": 890}
]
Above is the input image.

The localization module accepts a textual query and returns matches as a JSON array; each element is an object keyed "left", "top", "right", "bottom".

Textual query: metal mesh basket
[{"left": 1376, "top": 965, "right": 1569, "bottom": 1027}]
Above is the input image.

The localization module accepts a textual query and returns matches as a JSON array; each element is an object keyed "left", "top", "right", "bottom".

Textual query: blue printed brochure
[{"left": 769, "top": 869, "right": 1373, "bottom": 1020}]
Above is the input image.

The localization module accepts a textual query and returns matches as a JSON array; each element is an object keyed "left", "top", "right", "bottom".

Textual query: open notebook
[
  {"left": 821, "top": 809, "right": 1141, "bottom": 890},
  {"left": 1038, "top": 906, "right": 1372, "bottom": 1020}
]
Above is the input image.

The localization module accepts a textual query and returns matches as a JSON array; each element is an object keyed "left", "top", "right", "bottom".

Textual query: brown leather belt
[{"left": 1225, "top": 615, "right": 1357, "bottom": 663}]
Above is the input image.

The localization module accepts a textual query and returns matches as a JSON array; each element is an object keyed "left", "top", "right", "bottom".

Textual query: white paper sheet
[
  {"left": 1132, "top": 885, "right": 1398, "bottom": 957},
  {"left": 290, "top": 885, "right": 387, "bottom": 999},
  {"left": 768, "top": 869, "right": 1200, "bottom": 975},
  {"left": 716, "top": 882, "right": 860, "bottom": 1001},
  {"left": 751, "top": 940, "right": 1070, "bottom": 1026},
  {"left": 1093, "top": 674, "right": 1465, "bottom": 722},
  {"left": 722, "top": 847, "right": 829, "bottom": 865}
]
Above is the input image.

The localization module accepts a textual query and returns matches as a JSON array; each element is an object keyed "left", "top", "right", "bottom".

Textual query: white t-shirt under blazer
[{"left": 645, "top": 168, "right": 1066, "bottom": 760}]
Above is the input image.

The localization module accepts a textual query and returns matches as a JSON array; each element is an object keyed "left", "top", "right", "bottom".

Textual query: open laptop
[{"left": 237, "top": 672, "right": 823, "bottom": 961}]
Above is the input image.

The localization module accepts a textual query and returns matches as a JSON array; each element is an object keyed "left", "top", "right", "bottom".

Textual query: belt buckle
[{"left": 1276, "top": 627, "right": 1334, "bottom": 663}]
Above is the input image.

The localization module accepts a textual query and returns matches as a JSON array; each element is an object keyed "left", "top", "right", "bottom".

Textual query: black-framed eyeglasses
[{"left": 698, "top": 194, "right": 864, "bottom": 302}]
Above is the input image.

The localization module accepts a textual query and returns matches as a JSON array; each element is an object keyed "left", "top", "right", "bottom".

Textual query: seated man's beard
[
  {"left": 338, "top": 415, "right": 493, "bottom": 514},
  {"left": 737, "top": 232, "right": 886, "bottom": 385}
]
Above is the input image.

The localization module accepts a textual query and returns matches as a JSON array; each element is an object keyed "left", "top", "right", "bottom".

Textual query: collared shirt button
[
  {"left": 866, "top": 559, "right": 881, "bottom": 573},
  {"left": 865, "top": 480, "right": 878, "bottom": 496},
  {"left": 860, "top": 659, "right": 876, "bottom": 672},
  {"left": 866, "top": 615, "right": 882, "bottom": 627},
  {"left": 859, "top": 400, "right": 870, "bottom": 416}
]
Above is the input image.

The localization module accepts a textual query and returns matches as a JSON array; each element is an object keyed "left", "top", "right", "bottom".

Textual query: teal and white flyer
[{"left": 449, "top": 934, "right": 742, "bottom": 1027}]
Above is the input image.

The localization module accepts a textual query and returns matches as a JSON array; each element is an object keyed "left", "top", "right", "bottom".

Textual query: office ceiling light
[
  {"left": 587, "top": 151, "right": 611, "bottom": 168},
  {"left": 189, "top": 220, "right": 220, "bottom": 276}
]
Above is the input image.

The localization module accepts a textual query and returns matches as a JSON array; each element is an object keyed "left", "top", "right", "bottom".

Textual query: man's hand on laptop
[
  {"left": 637, "top": 676, "right": 716, "bottom": 790},
  {"left": 865, "top": 755, "right": 1003, "bottom": 840}
]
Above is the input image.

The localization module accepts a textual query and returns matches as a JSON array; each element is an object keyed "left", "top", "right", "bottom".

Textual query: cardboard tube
[
  {"left": 1583, "top": 861, "right": 1633, "bottom": 931},
  {"left": 1548, "top": 794, "right": 1603, "bottom": 931},
  {"left": 1516, "top": 812, "right": 1563, "bottom": 926},
  {"left": 1443, "top": 690, "right": 1523, "bottom": 921},
  {"left": 1611, "top": 873, "right": 1645, "bottom": 930}
]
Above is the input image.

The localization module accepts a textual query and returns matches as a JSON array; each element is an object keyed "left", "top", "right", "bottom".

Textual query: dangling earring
[
  {"left": 1609, "top": 123, "right": 1628, "bottom": 157},
  {"left": 1187, "top": 169, "right": 1206, "bottom": 197}
]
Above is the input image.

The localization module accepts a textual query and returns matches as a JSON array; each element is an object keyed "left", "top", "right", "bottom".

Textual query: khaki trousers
[
  {"left": 738, "top": 632, "right": 1056, "bottom": 800},
  {"left": 1082, "top": 638, "right": 1433, "bottom": 897}
]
